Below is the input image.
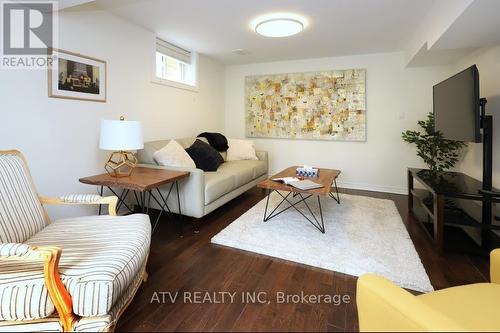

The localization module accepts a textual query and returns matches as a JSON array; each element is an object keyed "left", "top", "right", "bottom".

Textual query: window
[{"left": 154, "top": 38, "right": 196, "bottom": 88}]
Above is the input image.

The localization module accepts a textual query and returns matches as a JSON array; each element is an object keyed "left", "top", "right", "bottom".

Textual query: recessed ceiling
[
  {"left": 406, "top": 0, "right": 500, "bottom": 67},
  {"left": 431, "top": 0, "right": 500, "bottom": 51},
  {"left": 94, "top": 0, "right": 436, "bottom": 65}
]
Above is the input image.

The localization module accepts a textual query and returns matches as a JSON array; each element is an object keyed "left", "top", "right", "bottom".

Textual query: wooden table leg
[{"left": 433, "top": 193, "right": 444, "bottom": 254}]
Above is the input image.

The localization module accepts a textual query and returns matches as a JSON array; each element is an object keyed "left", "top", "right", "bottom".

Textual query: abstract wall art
[{"left": 245, "top": 69, "right": 366, "bottom": 141}]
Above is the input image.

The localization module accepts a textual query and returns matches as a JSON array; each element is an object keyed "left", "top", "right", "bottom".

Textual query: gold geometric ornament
[{"left": 104, "top": 151, "right": 138, "bottom": 177}]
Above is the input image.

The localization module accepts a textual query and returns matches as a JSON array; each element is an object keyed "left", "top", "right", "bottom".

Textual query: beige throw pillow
[
  {"left": 153, "top": 140, "right": 196, "bottom": 168},
  {"left": 226, "top": 139, "right": 258, "bottom": 161}
]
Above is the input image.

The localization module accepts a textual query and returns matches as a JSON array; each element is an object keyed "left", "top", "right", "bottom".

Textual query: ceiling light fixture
[{"left": 252, "top": 13, "right": 307, "bottom": 38}]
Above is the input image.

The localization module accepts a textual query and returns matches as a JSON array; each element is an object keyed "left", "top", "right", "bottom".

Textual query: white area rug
[{"left": 211, "top": 193, "right": 433, "bottom": 292}]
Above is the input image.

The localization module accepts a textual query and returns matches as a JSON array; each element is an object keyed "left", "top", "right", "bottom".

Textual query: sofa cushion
[
  {"left": 138, "top": 138, "right": 198, "bottom": 165},
  {"left": 217, "top": 161, "right": 255, "bottom": 187},
  {"left": 139, "top": 138, "right": 227, "bottom": 166},
  {"left": 227, "top": 139, "right": 258, "bottom": 161},
  {"left": 0, "top": 258, "right": 49, "bottom": 321},
  {"left": 153, "top": 140, "right": 196, "bottom": 168},
  {"left": 179, "top": 137, "right": 229, "bottom": 161},
  {"left": 137, "top": 140, "right": 169, "bottom": 165},
  {"left": 251, "top": 160, "right": 268, "bottom": 178},
  {"left": 218, "top": 160, "right": 268, "bottom": 186},
  {"left": 186, "top": 139, "right": 224, "bottom": 172},
  {"left": 203, "top": 160, "right": 267, "bottom": 204},
  {"left": 197, "top": 132, "right": 229, "bottom": 152},
  {"left": 204, "top": 171, "right": 235, "bottom": 205},
  {"left": 19, "top": 214, "right": 151, "bottom": 318}
]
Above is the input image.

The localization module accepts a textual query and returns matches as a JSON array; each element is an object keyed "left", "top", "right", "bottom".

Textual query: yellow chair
[{"left": 357, "top": 249, "right": 500, "bottom": 331}]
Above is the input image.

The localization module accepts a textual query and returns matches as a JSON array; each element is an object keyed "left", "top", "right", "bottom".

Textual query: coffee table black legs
[
  {"left": 329, "top": 178, "right": 341, "bottom": 204},
  {"left": 97, "top": 182, "right": 183, "bottom": 234},
  {"left": 263, "top": 190, "right": 326, "bottom": 234}
]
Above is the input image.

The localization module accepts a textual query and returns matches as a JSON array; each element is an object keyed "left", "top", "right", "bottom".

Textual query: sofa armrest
[
  {"left": 491, "top": 249, "right": 500, "bottom": 284},
  {"left": 137, "top": 164, "right": 205, "bottom": 218},
  {"left": 255, "top": 150, "right": 268, "bottom": 162}
]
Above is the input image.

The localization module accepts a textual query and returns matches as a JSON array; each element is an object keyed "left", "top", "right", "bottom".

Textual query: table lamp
[{"left": 99, "top": 116, "right": 144, "bottom": 177}]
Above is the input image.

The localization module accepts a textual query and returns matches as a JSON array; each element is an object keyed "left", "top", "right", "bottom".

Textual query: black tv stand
[
  {"left": 408, "top": 168, "right": 500, "bottom": 255},
  {"left": 407, "top": 97, "right": 499, "bottom": 255},
  {"left": 479, "top": 98, "right": 497, "bottom": 248},
  {"left": 480, "top": 97, "right": 491, "bottom": 189}
]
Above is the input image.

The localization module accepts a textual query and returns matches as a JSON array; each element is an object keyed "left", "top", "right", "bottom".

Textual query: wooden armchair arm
[
  {"left": 1, "top": 245, "right": 77, "bottom": 331},
  {"left": 40, "top": 194, "right": 118, "bottom": 216}
]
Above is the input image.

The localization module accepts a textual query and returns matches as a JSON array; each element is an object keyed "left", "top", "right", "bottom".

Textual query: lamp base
[{"left": 105, "top": 151, "right": 138, "bottom": 177}]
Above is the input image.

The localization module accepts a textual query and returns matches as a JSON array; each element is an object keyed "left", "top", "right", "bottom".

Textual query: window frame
[{"left": 151, "top": 36, "right": 199, "bottom": 92}]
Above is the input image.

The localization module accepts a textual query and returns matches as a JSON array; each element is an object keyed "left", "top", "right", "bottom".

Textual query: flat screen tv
[{"left": 433, "top": 65, "right": 481, "bottom": 143}]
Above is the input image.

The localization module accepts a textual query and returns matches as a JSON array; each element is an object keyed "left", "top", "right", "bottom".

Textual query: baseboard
[{"left": 337, "top": 181, "right": 407, "bottom": 195}]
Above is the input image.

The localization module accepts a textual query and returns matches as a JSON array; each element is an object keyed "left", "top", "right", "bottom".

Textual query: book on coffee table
[{"left": 272, "top": 177, "right": 324, "bottom": 190}]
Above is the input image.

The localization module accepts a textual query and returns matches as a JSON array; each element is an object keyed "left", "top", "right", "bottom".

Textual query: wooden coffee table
[
  {"left": 80, "top": 167, "right": 189, "bottom": 232},
  {"left": 258, "top": 166, "right": 341, "bottom": 233}
]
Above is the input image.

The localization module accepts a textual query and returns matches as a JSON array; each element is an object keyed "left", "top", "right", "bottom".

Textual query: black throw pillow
[
  {"left": 197, "top": 132, "right": 229, "bottom": 151},
  {"left": 185, "top": 139, "right": 224, "bottom": 171}
]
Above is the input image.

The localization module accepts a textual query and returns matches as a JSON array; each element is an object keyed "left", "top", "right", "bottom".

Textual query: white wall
[
  {"left": 454, "top": 46, "right": 500, "bottom": 188},
  {"left": 0, "top": 5, "right": 225, "bottom": 218},
  {"left": 224, "top": 52, "right": 452, "bottom": 193}
]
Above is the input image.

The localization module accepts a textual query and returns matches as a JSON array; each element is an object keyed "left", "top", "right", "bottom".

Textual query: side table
[{"left": 79, "top": 167, "right": 189, "bottom": 232}]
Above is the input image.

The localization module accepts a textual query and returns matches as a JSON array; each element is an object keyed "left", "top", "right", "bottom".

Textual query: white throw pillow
[
  {"left": 153, "top": 140, "right": 196, "bottom": 168},
  {"left": 226, "top": 139, "right": 258, "bottom": 161}
]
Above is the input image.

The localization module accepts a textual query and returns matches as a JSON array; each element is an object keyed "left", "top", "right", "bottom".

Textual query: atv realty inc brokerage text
[{"left": 151, "top": 291, "right": 351, "bottom": 305}]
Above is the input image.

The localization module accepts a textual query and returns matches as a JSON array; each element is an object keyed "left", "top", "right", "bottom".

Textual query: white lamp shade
[{"left": 99, "top": 119, "right": 144, "bottom": 151}]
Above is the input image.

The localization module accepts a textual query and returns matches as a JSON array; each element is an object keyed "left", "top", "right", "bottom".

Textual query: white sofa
[{"left": 137, "top": 137, "right": 268, "bottom": 221}]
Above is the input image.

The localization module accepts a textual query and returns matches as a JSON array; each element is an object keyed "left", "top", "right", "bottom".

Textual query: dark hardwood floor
[{"left": 116, "top": 187, "right": 489, "bottom": 332}]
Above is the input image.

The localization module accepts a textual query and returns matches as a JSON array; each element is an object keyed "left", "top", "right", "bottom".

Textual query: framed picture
[
  {"left": 48, "top": 49, "right": 107, "bottom": 102},
  {"left": 245, "top": 69, "right": 366, "bottom": 141}
]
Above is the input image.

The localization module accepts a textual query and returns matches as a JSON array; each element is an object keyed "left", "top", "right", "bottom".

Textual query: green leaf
[{"left": 401, "top": 112, "right": 465, "bottom": 172}]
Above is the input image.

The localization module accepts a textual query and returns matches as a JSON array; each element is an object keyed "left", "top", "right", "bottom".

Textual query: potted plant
[{"left": 402, "top": 112, "right": 466, "bottom": 179}]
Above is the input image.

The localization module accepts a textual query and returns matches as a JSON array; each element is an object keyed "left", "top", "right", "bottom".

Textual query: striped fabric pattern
[
  {"left": 0, "top": 154, "right": 48, "bottom": 243},
  {"left": 59, "top": 194, "right": 102, "bottom": 204},
  {"left": 74, "top": 261, "right": 148, "bottom": 332},
  {"left": 73, "top": 315, "right": 111, "bottom": 332},
  {"left": 0, "top": 261, "right": 147, "bottom": 332},
  {"left": 26, "top": 213, "right": 151, "bottom": 318},
  {"left": 0, "top": 315, "right": 62, "bottom": 332},
  {"left": 0, "top": 243, "right": 31, "bottom": 257},
  {"left": 0, "top": 258, "right": 52, "bottom": 321},
  {"left": 0, "top": 262, "right": 147, "bottom": 332},
  {"left": 0, "top": 152, "right": 151, "bottom": 326},
  {"left": 0, "top": 214, "right": 150, "bottom": 321}
]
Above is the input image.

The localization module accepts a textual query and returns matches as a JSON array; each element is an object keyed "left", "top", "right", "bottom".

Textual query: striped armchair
[{"left": 0, "top": 150, "right": 151, "bottom": 332}]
